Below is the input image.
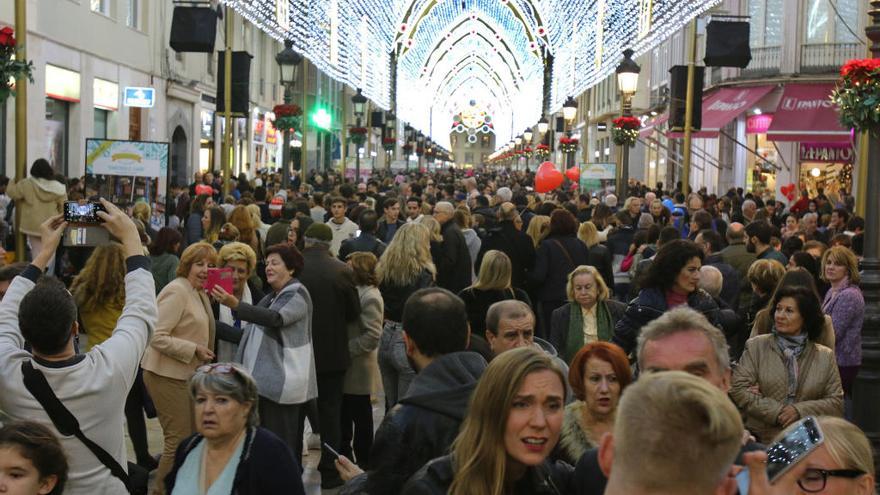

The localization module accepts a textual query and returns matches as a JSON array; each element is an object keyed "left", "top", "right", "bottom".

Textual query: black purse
[{"left": 21, "top": 361, "right": 149, "bottom": 495}]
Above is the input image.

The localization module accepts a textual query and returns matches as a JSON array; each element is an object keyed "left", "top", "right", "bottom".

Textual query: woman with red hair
[{"left": 555, "top": 341, "right": 632, "bottom": 465}]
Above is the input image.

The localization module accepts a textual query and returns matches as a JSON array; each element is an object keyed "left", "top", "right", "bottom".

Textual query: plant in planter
[
  {"left": 534, "top": 144, "right": 550, "bottom": 157},
  {"left": 0, "top": 26, "right": 34, "bottom": 104},
  {"left": 349, "top": 126, "right": 368, "bottom": 145},
  {"left": 382, "top": 137, "right": 396, "bottom": 151},
  {"left": 559, "top": 136, "right": 579, "bottom": 154},
  {"left": 272, "top": 103, "right": 302, "bottom": 132},
  {"left": 611, "top": 116, "right": 641, "bottom": 147},
  {"left": 831, "top": 58, "right": 880, "bottom": 134}
]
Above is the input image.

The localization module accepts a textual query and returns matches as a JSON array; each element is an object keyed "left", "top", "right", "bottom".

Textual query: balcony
[
  {"left": 741, "top": 46, "right": 781, "bottom": 77},
  {"left": 800, "top": 43, "right": 862, "bottom": 73}
]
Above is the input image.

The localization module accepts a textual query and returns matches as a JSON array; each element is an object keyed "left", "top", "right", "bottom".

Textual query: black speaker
[
  {"left": 704, "top": 21, "right": 751, "bottom": 68},
  {"left": 370, "top": 111, "right": 384, "bottom": 128},
  {"left": 170, "top": 7, "right": 218, "bottom": 53},
  {"left": 555, "top": 116, "right": 566, "bottom": 132},
  {"left": 668, "top": 65, "right": 705, "bottom": 131},
  {"left": 216, "top": 51, "right": 252, "bottom": 116}
]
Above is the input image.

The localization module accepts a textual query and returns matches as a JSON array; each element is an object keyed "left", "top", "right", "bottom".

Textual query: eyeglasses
[{"left": 797, "top": 468, "right": 865, "bottom": 492}]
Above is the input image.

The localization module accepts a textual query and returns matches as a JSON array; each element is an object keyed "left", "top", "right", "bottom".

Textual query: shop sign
[
  {"left": 579, "top": 163, "right": 616, "bottom": 192},
  {"left": 93, "top": 78, "right": 118, "bottom": 111},
  {"left": 45, "top": 65, "right": 81, "bottom": 102},
  {"left": 123, "top": 87, "right": 155, "bottom": 108},
  {"left": 746, "top": 114, "right": 773, "bottom": 134},
  {"left": 798, "top": 142, "right": 854, "bottom": 163}
]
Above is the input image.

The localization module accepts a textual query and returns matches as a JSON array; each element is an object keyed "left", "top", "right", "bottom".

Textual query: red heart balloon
[
  {"left": 566, "top": 166, "right": 581, "bottom": 182},
  {"left": 535, "top": 162, "right": 564, "bottom": 193}
]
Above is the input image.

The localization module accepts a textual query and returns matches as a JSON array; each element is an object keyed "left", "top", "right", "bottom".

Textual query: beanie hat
[{"left": 304, "top": 223, "right": 333, "bottom": 243}]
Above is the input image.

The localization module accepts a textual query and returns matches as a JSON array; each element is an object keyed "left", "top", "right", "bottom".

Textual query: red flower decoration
[
  {"left": 0, "top": 27, "right": 15, "bottom": 48},
  {"left": 612, "top": 116, "right": 642, "bottom": 130},
  {"left": 272, "top": 104, "right": 302, "bottom": 117},
  {"left": 382, "top": 137, "right": 396, "bottom": 145},
  {"left": 349, "top": 127, "right": 368, "bottom": 135},
  {"left": 841, "top": 58, "right": 880, "bottom": 83}
]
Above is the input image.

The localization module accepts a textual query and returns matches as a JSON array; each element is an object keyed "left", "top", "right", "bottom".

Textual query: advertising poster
[
  {"left": 579, "top": 162, "right": 616, "bottom": 194},
  {"left": 85, "top": 139, "right": 170, "bottom": 223}
]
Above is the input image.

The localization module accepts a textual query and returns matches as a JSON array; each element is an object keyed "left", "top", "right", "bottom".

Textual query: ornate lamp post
[
  {"left": 416, "top": 132, "right": 425, "bottom": 170},
  {"left": 854, "top": 2, "right": 880, "bottom": 483},
  {"left": 615, "top": 48, "right": 640, "bottom": 196},
  {"left": 351, "top": 88, "right": 367, "bottom": 182},
  {"left": 275, "top": 40, "right": 302, "bottom": 190},
  {"left": 385, "top": 111, "right": 396, "bottom": 166}
]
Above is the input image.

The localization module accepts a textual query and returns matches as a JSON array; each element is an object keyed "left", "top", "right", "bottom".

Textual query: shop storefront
[
  {"left": 252, "top": 112, "right": 278, "bottom": 172},
  {"left": 45, "top": 64, "right": 81, "bottom": 176},
  {"left": 798, "top": 142, "right": 854, "bottom": 197},
  {"left": 200, "top": 110, "right": 214, "bottom": 172},
  {"left": 745, "top": 113, "right": 777, "bottom": 195},
  {"left": 93, "top": 78, "right": 119, "bottom": 139}
]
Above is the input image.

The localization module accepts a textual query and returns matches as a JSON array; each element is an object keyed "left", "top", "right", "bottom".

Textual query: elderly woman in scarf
[
  {"left": 549, "top": 265, "right": 626, "bottom": 364},
  {"left": 731, "top": 284, "right": 843, "bottom": 443}
]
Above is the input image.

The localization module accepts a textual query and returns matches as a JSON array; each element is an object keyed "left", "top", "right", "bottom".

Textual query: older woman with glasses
[{"left": 164, "top": 363, "right": 305, "bottom": 495}]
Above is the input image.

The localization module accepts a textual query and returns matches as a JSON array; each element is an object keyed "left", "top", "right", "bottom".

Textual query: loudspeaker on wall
[
  {"left": 170, "top": 7, "right": 217, "bottom": 53},
  {"left": 704, "top": 21, "right": 752, "bottom": 68},
  {"left": 216, "top": 51, "right": 252, "bottom": 116},
  {"left": 668, "top": 65, "right": 705, "bottom": 131}
]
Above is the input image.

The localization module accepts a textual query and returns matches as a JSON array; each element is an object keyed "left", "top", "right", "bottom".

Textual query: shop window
[
  {"left": 749, "top": 0, "right": 783, "bottom": 47},
  {"left": 126, "top": 0, "right": 140, "bottom": 29},
  {"left": 45, "top": 98, "right": 70, "bottom": 176},
  {"left": 94, "top": 108, "right": 109, "bottom": 139},
  {"left": 90, "top": 0, "right": 110, "bottom": 16},
  {"left": 804, "top": 0, "right": 860, "bottom": 44}
]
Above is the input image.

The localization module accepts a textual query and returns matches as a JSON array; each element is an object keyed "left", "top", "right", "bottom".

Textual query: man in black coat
[
  {"left": 475, "top": 202, "right": 536, "bottom": 290},
  {"left": 433, "top": 201, "right": 472, "bottom": 294},
  {"left": 695, "top": 229, "right": 741, "bottom": 310},
  {"left": 338, "top": 209, "right": 386, "bottom": 260},
  {"left": 376, "top": 197, "right": 406, "bottom": 243},
  {"left": 335, "top": 288, "right": 486, "bottom": 495},
  {"left": 297, "top": 223, "right": 361, "bottom": 489}
]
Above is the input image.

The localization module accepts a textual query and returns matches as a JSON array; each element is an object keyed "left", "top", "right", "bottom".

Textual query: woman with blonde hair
[
  {"left": 229, "top": 205, "right": 264, "bottom": 262},
  {"left": 212, "top": 242, "right": 263, "bottom": 362},
  {"left": 549, "top": 265, "right": 626, "bottom": 363},
  {"left": 376, "top": 223, "right": 436, "bottom": 407},
  {"left": 458, "top": 250, "right": 530, "bottom": 340},
  {"left": 418, "top": 215, "right": 445, "bottom": 268},
  {"left": 767, "top": 416, "right": 875, "bottom": 494},
  {"left": 141, "top": 242, "right": 218, "bottom": 492},
  {"left": 132, "top": 201, "right": 157, "bottom": 241},
  {"left": 402, "top": 347, "right": 571, "bottom": 495},
  {"left": 577, "top": 222, "right": 613, "bottom": 290},
  {"left": 525, "top": 215, "right": 550, "bottom": 248},
  {"left": 821, "top": 246, "right": 865, "bottom": 397},
  {"left": 246, "top": 203, "right": 270, "bottom": 241}
]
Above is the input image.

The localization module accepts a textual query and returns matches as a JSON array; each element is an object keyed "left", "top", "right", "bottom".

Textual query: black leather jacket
[
  {"left": 611, "top": 287, "right": 721, "bottom": 355},
  {"left": 402, "top": 455, "right": 574, "bottom": 495}
]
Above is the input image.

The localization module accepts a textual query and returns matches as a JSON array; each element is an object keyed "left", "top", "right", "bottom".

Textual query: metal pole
[
  {"left": 14, "top": 0, "right": 26, "bottom": 262},
  {"left": 355, "top": 117, "right": 361, "bottom": 183},
  {"left": 222, "top": 8, "right": 233, "bottom": 198},
  {"left": 854, "top": 2, "right": 880, "bottom": 485},
  {"left": 681, "top": 17, "right": 698, "bottom": 195},
  {"left": 281, "top": 85, "right": 292, "bottom": 190}
]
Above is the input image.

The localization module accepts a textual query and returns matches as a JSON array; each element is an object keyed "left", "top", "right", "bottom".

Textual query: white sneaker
[{"left": 307, "top": 432, "right": 321, "bottom": 451}]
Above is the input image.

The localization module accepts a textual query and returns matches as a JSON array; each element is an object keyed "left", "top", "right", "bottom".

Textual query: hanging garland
[
  {"left": 611, "top": 116, "right": 641, "bottom": 147},
  {"left": 831, "top": 58, "right": 880, "bottom": 134},
  {"left": 271, "top": 103, "right": 302, "bottom": 132},
  {"left": 0, "top": 26, "right": 34, "bottom": 104},
  {"left": 349, "top": 127, "right": 368, "bottom": 146}
]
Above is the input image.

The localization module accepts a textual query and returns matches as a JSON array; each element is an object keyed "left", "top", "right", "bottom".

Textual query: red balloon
[
  {"left": 535, "top": 162, "right": 564, "bottom": 193},
  {"left": 566, "top": 166, "right": 580, "bottom": 182}
]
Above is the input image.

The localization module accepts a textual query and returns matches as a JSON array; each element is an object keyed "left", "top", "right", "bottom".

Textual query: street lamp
[
  {"left": 615, "top": 48, "right": 640, "bottom": 196},
  {"left": 562, "top": 96, "right": 578, "bottom": 122},
  {"left": 416, "top": 132, "right": 425, "bottom": 169},
  {"left": 537, "top": 115, "right": 549, "bottom": 134},
  {"left": 523, "top": 128, "right": 533, "bottom": 143},
  {"left": 275, "top": 39, "right": 302, "bottom": 189},
  {"left": 384, "top": 111, "right": 396, "bottom": 166},
  {"left": 351, "top": 87, "right": 367, "bottom": 182}
]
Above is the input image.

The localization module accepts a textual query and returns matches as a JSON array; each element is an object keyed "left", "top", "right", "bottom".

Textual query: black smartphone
[
  {"left": 766, "top": 416, "right": 824, "bottom": 483},
  {"left": 64, "top": 201, "right": 106, "bottom": 224}
]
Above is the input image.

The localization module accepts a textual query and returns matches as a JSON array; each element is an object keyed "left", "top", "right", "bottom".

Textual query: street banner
[{"left": 579, "top": 162, "right": 616, "bottom": 193}]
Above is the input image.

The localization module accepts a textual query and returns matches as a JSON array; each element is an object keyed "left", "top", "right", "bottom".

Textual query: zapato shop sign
[{"left": 799, "top": 142, "right": 854, "bottom": 163}]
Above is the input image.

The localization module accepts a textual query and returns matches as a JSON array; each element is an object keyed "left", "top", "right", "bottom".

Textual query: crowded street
[{"left": 0, "top": 0, "right": 879, "bottom": 494}]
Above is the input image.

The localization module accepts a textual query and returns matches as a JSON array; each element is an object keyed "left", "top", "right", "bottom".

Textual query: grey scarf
[{"left": 772, "top": 328, "right": 808, "bottom": 403}]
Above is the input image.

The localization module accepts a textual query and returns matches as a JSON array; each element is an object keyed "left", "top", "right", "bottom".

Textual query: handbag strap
[
  {"left": 552, "top": 239, "right": 575, "bottom": 268},
  {"left": 21, "top": 361, "right": 132, "bottom": 488}
]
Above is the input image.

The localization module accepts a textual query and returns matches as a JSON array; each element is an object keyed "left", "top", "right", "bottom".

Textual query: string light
[{"left": 221, "top": 0, "right": 718, "bottom": 151}]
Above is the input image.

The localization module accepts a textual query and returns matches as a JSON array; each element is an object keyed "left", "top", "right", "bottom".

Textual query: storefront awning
[
  {"left": 668, "top": 85, "right": 775, "bottom": 138},
  {"left": 766, "top": 84, "right": 851, "bottom": 142},
  {"left": 639, "top": 114, "right": 669, "bottom": 138}
]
